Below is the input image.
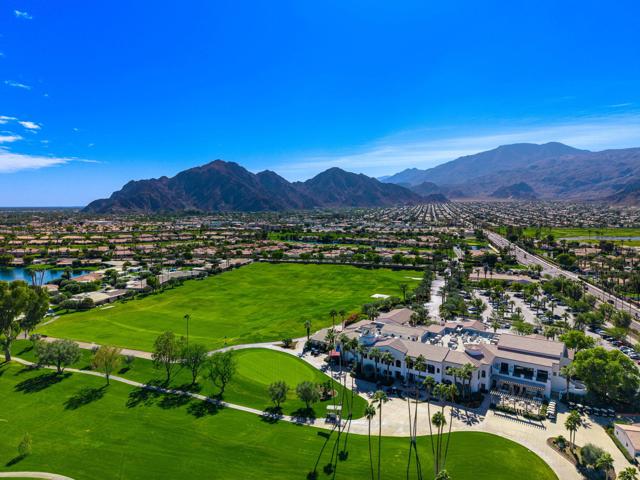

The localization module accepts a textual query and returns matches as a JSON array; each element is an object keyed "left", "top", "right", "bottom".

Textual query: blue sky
[{"left": 1, "top": 0, "right": 640, "bottom": 206}]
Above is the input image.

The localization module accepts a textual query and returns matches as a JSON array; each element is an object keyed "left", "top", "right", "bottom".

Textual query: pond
[{"left": 0, "top": 267, "right": 91, "bottom": 284}]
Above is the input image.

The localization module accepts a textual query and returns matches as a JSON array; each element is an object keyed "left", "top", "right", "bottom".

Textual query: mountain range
[
  {"left": 84, "top": 162, "right": 424, "bottom": 213},
  {"left": 380, "top": 142, "right": 640, "bottom": 203}
]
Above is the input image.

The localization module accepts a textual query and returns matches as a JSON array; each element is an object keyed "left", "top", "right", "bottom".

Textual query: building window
[
  {"left": 395, "top": 360, "right": 401, "bottom": 368},
  {"left": 427, "top": 364, "right": 435, "bottom": 374},
  {"left": 481, "top": 370, "right": 486, "bottom": 378}
]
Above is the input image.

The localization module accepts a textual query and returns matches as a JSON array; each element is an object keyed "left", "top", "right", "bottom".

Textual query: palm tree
[
  {"left": 431, "top": 410, "right": 447, "bottom": 475},
  {"left": 339, "top": 309, "right": 346, "bottom": 330},
  {"left": 365, "top": 404, "right": 377, "bottom": 480},
  {"left": 564, "top": 410, "right": 582, "bottom": 450},
  {"left": 381, "top": 351, "right": 394, "bottom": 381},
  {"left": 595, "top": 452, "right": 614, "bottom": 479},
  {"left": 560, "top": 363, "right": 576, "bottom": 401},
  {"left": 369, "top": 348, "right": 381, "bottom": 381},
  {"left": 329, "top": 309, "right": 338, "bottom": 328},
  {"left": 442, "top": 384, "right": 459, "bottom": 471},
  {"left": 304, "top": 319, "right": 312, "bottom": 342},
  {"left": 423, "top": 376, "right": 436, "bottom": 460},
  {"left": 434, "top": 471, "right": 451, "bottom": 480},
  {"left": 372, "top": 390, "right": 389, "bottom": 480},
  {"left": 400, "top": 283, "right": 409, "bottom": 304},
  {"left": 618, "top": 467, "right": 639, "bottom": 480}
]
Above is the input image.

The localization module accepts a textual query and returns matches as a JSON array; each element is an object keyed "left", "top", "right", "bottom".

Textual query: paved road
[{"left": 486, "top": 230, "right": 640, "bottom": 331}]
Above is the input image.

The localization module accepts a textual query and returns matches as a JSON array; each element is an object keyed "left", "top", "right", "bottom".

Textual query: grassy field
[
  {"left": 0, "top": 362, "right": 558, "bottom": 480},
  {"left": 497, "top": 226, "right": 640, "bottom": 240},
  {"left": 38, "top": 263, "right": 421, "bottom": 351},
  {"left": 11, "top": 341, "right": 366, "bottom": 419}
]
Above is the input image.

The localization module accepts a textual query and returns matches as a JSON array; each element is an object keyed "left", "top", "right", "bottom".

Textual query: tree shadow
[
  {"left": 117, "top": 366, "right": 131, "bottom": 374},
  {"left": 260, "top": 406, "right": 283, "bottom": 424},
  {"left": 64, "top": 386, "right": 107, "bottom": 410},
  {"left": 5, "top": 454, "right": 26, "bottom": 467},
  {"left": 14, "top": 372, "right": 69, "bottom": 394},
  {"left": 158, "top": 392, "right": 191, "bottom": 410},
  {"left": 16, "top": 344, "right": 34, "bottom": 356},
  {"left": 291, "top": 407, "right": 317, "bottom": 422},
  {"left": 187, "top": 399, "right": 221, "bottom": 418},
  {"left": 126, "top": 386, "right": 162, "bottom": 408},
  {"left": 173, "top": 382, "right": 202, "bottom": 394}
]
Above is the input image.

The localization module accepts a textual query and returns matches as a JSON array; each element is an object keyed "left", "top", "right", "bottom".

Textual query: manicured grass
[
  {"left": 38, "top": 263, "right": 421, "bottom": 351},
  {"left": 223, "top": 349, "right": 367, "bottom": 418},
  {"left": 497, "top": 226, "right": 640, "bottom": 239},
  {"left": 0, "top": 362, "right": 557, "bottom": 480},
  {"left": 11, "top": 341, "right": 366, "bottom": 419}
]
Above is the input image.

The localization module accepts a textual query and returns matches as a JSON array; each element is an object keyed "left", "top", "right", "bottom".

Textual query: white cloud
[
  {"left": 0, "top": 116, "right": 16, "bottom": 124},
  {"left": 0, "top": 148, "right": 75, "bottom": 173},
  {"left": 275, "top": 114, "right": 640, "bottom": 179},
  {"left": 0, "top": 134, "right": 22, "bottom": 144},
  {"left": 14, "top": 10, "right": 32, "bottom": 20},
  {"left": 18, "top": 120, "right": 41, "bottom": 130},
  {"left": 4, "top": 80, "right": 31, "bottom": 90}
]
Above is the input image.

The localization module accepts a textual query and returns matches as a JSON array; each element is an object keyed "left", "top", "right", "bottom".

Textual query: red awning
[{"left": 329, "top": 350, "right": 340, "bottom": 358}]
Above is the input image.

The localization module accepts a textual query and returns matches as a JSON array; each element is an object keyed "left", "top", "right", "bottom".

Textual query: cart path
[{"left": 0, "top": 472, "right": 75, "bottom": 480}]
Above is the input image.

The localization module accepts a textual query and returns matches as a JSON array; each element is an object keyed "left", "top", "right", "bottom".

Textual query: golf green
[
  {"left": 0, "top": 362, "right": 558, "bottom": 480},
  {"left": 38, "top": 263, "right": 421, "bottom": 351}
]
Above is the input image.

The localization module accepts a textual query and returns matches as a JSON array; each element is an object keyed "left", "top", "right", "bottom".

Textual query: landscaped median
[{"left": 0, "top": 359, "right": 559, "bottom": 480}]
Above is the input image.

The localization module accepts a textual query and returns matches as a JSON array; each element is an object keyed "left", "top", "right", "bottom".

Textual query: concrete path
[{"left": 0, "top": 473, "right": 74, "bottom": 480}]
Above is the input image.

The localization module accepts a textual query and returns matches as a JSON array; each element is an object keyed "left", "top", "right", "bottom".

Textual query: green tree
[
  {"left": 152, "top": 331, "right": 184, "bottom": 384},
  {"left": 296, "top": 380, "right": 320, "bottom": 411},
  {"left": 208, "top": 351, "right": 237, "bottom": 396},
  {"left": 91, "top": 345, "right": 122, "bottom": 385},
  {"left": 182, "top": 343, "right": 208, "bottom": 385},
  {"left": 580, "top": 443, "right": 605, "bottom": 466},
  {"left": 573, "top": 347, "right": 640, "bottom": 403},
  {"left": 20, "top": 286, "right": 49, "bottom": 339},
  {"left": 268, "top": 380, "right": 289, "bottom": 409},
  {"left": 0, "top": 280, "right": 31, "bottom": 361},
  {"left": 36, "top": 339, "right": 81, "bottom": 374},
  {"left": 303, "top": 318, "right": 312, "bottom": 342},
  {"left": 560, "top": 330, "right": 595, "bottom": 353}
]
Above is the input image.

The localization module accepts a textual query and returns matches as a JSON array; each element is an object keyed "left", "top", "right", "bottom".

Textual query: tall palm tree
[
  {"left": 365, "top": 404, "right": 377, "bottom": 480},
  {"left": 369, "top": 347, "right": 381, "bottom": 381},
  {"left": 339, "top": 309, "right": 346, "bottom": 330},
  {"left": 423, "top": 377, "right": 436, "bottom": 460},
  {"left": 442, "top": 384, "right": 459, "bottom": 470},
  {"left": 329, "top": 309, "right": 338, "bottom": 329},
  {"left": 431, "top": 410, "right": 447, "bottom": 476},
  {"left": 560, "top": 363, "right": 576, "bottom": 400},
  {"left": 372, "top": 390, "right": 389, "bottom": 480},
  {"left": 304, "top": 318, "right": 312, "bottom": 342},
  {"left": 381, "top": 351, "right": 394, "bottom": 381},
  {"left": 564, "top": 410, "right": 582, "bottom": 450}
]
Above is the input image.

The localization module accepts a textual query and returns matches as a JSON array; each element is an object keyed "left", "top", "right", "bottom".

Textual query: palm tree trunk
[
  {"left": 378, "top": 407, "right": 383, "bottom": 480},
  {"left": 443, "top": 406, "right": 454, "bottom": 469},
  {"left": 406, "top": 397, "right": 413, "bottom": 480},
  {"left": 368, "top": 420, "right": 375, "bottom": 480}
]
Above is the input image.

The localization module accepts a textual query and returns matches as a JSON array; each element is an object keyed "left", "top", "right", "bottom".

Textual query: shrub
[
  {"left": 18, "top": 433, "right": 32, "bottom": 457},
  {"left": 580, "top": 443, "right": 605, "bottom": 466}
]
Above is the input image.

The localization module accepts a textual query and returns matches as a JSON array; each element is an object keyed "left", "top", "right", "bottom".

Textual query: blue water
[{"left": 0, "top": 267, "right": 90, "bottom": 284}]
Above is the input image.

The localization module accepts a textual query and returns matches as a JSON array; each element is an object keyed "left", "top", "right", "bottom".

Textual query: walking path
[
  {"left": 0, "top": 473, "right": 74, "bottom": 480},
  {"left": 12, "top": 336, "right": 634, "bottom": 480}
]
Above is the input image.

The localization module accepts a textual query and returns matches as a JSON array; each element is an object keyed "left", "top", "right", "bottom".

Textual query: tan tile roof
[{"left": 497, "top": 333, "right": 565, "bottom": 358}]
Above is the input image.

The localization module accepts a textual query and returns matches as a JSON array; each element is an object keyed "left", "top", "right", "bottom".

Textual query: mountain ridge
[{"left": 84, "top": 161, "right": 422, "bottom": 213}]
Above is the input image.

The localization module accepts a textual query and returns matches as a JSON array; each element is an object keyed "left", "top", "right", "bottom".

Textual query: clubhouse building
[{"left": 335, "top": 308, "right": 575, "bottom": 399}]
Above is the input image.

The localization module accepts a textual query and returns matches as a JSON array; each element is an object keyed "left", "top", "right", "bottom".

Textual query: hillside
[
  {"left": 381, "top": 143, "right": 640, "bottom": 201},
  {"left": 84, "top": 161, "right": 421, "bottom": 213}
]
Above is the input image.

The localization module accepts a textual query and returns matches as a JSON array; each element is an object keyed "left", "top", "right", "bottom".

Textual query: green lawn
[
  {"left": 0, "top": 362, "right": 558, "bottom": 480},
  {"left": 38, "top": 263, "right": 420, "bottom": 351},
  {"left": 11, "top": 341, "right": 366, "bottom": 419},
  {"left": 497, "top": 226, "right": 640, "bottom": 240}
]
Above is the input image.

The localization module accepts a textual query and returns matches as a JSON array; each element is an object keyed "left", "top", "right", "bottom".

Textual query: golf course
[
  {"left": 0, "top": 362, "right": 558, "bottom": 480},
  {"left": 38, "top": 263, "right": 421, "bottom": 351},
  {"left": 10, "top": 341, "right": 366, "bottom": 419}
]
